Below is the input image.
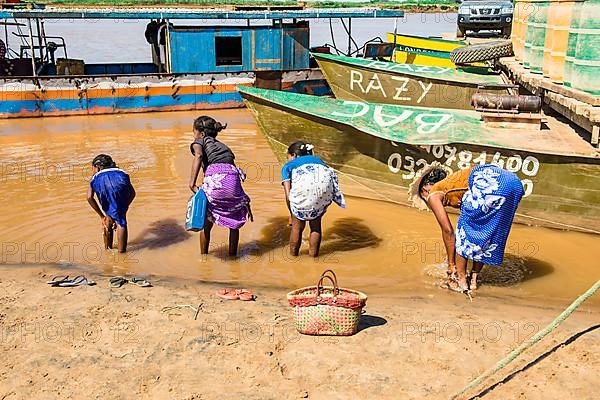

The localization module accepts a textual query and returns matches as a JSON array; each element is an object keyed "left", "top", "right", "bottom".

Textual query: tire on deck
[{"left": 450, "top": 40, "right": 514, "bottom": 64}]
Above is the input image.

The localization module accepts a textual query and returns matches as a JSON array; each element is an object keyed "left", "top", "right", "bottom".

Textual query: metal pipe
[
  {"left": 35, "top": 18, "right": 43, "bottom": 63},
  {"left": 471, "top": 93, "right": 542, "bottom": 113},
  {"left": 27, "top": 18, "right": 36, "bottom": 76},
  {"left": 392, "top": 17, "right": 398, "bottom": 60},
  {"left": 40, "top": 19, "right": 48, "bottom": 58},
  {"left": 165, "top": 19, "right": 172, "bottom": 74},
  {"left": 347, "top": 18, "right": 352, "bottom": 56}
]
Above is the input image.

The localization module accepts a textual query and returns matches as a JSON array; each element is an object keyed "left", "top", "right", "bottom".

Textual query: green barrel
[
  {"left": 564, "top": 0, "right": 584, "bottom": 87},
  {"left": 523, "top": 1, "right": 534, "bottom": 68},
  {"left": 569, "top": 0, "right": 600, "bottom": 94},
  {"left": 529, "top": 0, "right": 550, "bottom": 73}
]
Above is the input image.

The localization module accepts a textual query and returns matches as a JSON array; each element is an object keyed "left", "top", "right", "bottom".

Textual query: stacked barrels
[{"left": 512, "top": 0, "right": 599, "bottom": 94}]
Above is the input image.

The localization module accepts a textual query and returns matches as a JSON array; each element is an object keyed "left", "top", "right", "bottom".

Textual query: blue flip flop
[
  {"left": 54, "top": 275, "right": 96, "bottom": 287},
  {"left": 130, "top": 277, "right": 152, "bottom": 287},
  {"left": 46, "top": 275, "right": 70, "bottom": 286}
]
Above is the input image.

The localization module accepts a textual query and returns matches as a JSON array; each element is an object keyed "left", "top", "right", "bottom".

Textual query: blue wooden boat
[{"left": 0, "top": 6, "right": 404, "bottom": 118}]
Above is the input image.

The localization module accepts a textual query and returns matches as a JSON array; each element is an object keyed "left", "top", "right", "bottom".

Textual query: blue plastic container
[{"left": 185, "top": 189, "right": 207, "bottom": 231}]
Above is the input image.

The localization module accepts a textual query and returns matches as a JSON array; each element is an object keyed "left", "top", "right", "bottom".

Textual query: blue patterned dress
[{"left": 455, "top": 164, "right": 525, "bottom": 266}]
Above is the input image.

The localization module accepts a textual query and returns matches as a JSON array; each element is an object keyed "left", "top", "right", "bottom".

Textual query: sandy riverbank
[{"left": 0, "top": 265, "right": 597, "bottom": 399}]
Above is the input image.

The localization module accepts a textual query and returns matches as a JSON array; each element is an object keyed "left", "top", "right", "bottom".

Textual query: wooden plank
[
  {"left": 482, "top": 112, "right": 542, "bottom": 131},
  {"left": 498, "top": 57, "right": 600, "bottom": 140}
]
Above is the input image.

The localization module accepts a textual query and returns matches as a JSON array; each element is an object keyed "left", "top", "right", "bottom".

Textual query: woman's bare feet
[
  {"left": 469, "top": 273, "right": 479, "bottom": 291},
  {"left": 443, "top": 271, "right": 470, "bottom": 293}
]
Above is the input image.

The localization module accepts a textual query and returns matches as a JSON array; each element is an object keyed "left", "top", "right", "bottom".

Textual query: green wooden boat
[
  {"left": 239, "top": 86, "right": 600, "bottom": 234},
  {"left": 313, "top": 53, "right": 510, "bottom": 111}
]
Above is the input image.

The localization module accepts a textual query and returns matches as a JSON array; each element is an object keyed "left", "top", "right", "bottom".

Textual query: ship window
[{"left": 215, "top": 36, "right": 242, "bottom": 66}]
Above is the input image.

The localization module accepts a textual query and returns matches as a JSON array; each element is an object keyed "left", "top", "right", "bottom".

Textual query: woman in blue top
[
  {"left": 282, "top": 141, "right": 345, "bottom": 257},
  {"left": 87, "top": 154, "right": 136, "bottom": 253}
]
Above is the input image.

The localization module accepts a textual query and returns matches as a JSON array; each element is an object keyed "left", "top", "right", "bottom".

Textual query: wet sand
[
  {"left": 0, "top": 109, "right": 599, "bottom": 399},
  {"left": 0, "top": 265, "right": 598, "bottom": 399}
]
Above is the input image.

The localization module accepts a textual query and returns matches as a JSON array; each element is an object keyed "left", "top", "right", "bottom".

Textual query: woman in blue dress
[
  {"left": 409, "top": 162, "right": 524, "bottom": 292},
  {"left": 87, "top": 154, "right": 136, "bottom": 253}
]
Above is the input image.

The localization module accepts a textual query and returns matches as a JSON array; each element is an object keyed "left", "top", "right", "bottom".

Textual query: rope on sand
[
  {"left": 161, "top": 303, "right": 203, "bottom": 320},
  {"left": 451, "top": 279, "right": 600, "bottom": 400}
]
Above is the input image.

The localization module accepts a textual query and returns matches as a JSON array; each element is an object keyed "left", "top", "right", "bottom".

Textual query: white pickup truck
[{"left": 456, "top": 0, "right": 514, "bottom": 38}]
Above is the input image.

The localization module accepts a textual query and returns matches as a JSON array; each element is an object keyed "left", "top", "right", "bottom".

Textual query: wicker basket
[{"left": 287, "top": 269, "right": 367, "bottom": 336}]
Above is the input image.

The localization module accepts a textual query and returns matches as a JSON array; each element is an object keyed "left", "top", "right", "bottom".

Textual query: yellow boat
[
  {"left": 386, "top": 33, "right": 486, "bottom": 68},
  {"left": 387, "top": 33, "right": 466, "bottom": 52}
]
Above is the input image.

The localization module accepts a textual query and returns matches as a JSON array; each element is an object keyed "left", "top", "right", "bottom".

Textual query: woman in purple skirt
[{"left": 188, "top": 116, "right": 253, "bottom": 256}]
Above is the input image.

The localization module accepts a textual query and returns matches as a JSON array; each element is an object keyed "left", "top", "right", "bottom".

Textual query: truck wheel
[
  {"left": 450, "top": 40, "right": 514, "bottom": 64},
  {"left": 501, "top": 27, "right": 512, "bottom": 38},
  {"left": 456, "top": 25, "right": 466, "bottom": 39}
]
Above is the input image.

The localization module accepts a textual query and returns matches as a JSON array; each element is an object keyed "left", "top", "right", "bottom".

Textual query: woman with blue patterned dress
[
  {"left": 409, "top": 162, "right": 524, "bottom": 292},
  {"left": 281, "top": 141, "right": 345, "bottom": 257}
]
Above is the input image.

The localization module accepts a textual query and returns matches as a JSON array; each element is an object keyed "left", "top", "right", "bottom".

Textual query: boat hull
[
  {"left": 314, "top": 54, "right": 508, "bottom": 111},
  {"left": 240, "top": 88, "right": 600, "bottom": 234},
  {"left": 0, "top": 70, "right": 325, "bottom": 119}
]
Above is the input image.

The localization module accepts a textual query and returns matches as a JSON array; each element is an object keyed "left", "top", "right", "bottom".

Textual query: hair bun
[{"left": 215, "top": 122, "right": 227, "bottom": 132}]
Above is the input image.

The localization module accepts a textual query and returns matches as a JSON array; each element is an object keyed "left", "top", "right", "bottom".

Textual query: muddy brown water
[{"left": 0, "top": 109, "right": 598, "bottom": 307}]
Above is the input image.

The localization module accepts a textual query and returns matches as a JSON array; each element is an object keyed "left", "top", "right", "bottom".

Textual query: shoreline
[
  {"left": 24, "top": 2, "right": 459, "bottom": 13},
  {"left": 2, "top": 254, "right": 599, "bottom": 309},
  {"left": 0, "top": 264, "right": 597, "bottom": 399}
]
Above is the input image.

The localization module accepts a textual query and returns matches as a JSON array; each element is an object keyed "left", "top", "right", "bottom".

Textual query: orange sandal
[
  {"left": 236, "top": 289, "right": 254, "bottom": 301},
  {"left": 216, "top": 288, "right": 240, "bottom": 300},
  {"left": 215, "top": 288, "right": 254, "bottom": 301}
]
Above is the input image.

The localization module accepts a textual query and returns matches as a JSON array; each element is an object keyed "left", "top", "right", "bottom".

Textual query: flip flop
[
  {"left": 130, "top": 277, "right": 152, "bottom": 287},
  {"left": 46, "top": 275, "right": 70, "bottom": 285},
  {"left": 109, "top": 276, "right": 128, "bottom": 288},
  {"left": 236, "top": 289, "right": 255, "bottom": 301},
  {"left": 56, "top": 275, "right": 96, "bottom": 287},
  {"left": 216, "top": 288, "right": 240, "bottom": 300}
]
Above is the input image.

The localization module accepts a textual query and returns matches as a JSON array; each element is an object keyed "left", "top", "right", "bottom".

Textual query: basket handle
[{"left": 316, "top": 269, "right": 339, "bottom": 297}]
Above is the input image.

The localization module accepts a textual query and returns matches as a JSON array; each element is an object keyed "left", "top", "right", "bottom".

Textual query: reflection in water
[
  {"left": 478, "top": 255, "right": 554, "bottom": 287},
  {"left": 212, "top": 216, "right": 381, "bottom": 258},
  {"left": 319, "top": 217, "right": 382, "bottom": 255},
  {"left": 129, "top": 218, "right": 192, "bottom": 251}
]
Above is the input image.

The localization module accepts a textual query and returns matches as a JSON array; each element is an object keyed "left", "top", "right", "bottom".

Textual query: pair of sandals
[
  {"left": 215, "top": 288, "right": 254, "bottom": 301},
  {"left": 47, "top": 275, "right": 96, "bottom": 287},
  {"left": 110, "top": 276, "right": 152, "bottom": 288}
]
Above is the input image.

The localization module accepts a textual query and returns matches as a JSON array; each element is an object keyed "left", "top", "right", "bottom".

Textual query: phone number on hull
[{"left": 387, "top": 143, "right": 540, "bottom": 197}]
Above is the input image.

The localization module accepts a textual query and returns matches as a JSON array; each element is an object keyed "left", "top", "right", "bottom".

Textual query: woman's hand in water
[
  {"left": 189, "top": 184, "right": 198, "bottom": 193},
  {"left": 101, "top": 216, "right": 115, "bottom": 231},
  {"left": 248, "top": 207, "right": 254, "bottom": 222}
]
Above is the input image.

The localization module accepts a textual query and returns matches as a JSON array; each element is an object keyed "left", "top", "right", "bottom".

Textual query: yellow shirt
[{"left": 427, "top": 167, "right": 473, "bottom": 209}]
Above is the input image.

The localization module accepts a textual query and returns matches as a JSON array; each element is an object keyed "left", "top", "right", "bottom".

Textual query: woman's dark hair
[
  {"left": 193, "top": 116, "right": 227, "bottom": 138},
  {"left": 287, "top": 141, "right": 314, "bottom": 157},
  {"left": 418, "top": 168, "right": 448, "bottom": 199},
  {"left": 92, "top": 154, "right": 116, "bottom": 170}
]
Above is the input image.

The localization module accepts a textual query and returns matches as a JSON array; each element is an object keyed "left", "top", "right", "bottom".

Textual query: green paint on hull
[
  {"left": 313, "top": 53, "right": 508, "bottom": 110},
  {"left": 239, "top": 87, "right": 600, "bottom": 234}
]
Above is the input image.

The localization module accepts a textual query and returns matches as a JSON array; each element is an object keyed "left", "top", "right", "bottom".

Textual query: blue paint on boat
[{"left": 0, "top": 92, "right": 245, "bottom": 117}]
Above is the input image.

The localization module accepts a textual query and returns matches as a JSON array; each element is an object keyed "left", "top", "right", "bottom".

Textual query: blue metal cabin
[{"left": 169, "top": 23, "right": 309, "bottom": 73}]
